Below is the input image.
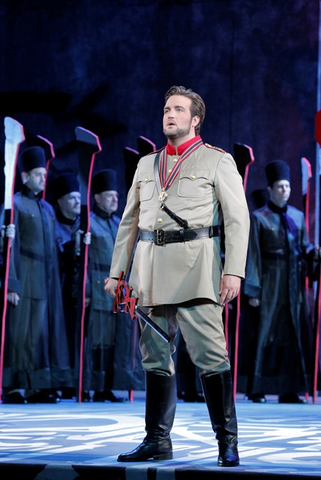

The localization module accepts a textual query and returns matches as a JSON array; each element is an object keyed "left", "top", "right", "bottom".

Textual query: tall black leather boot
[
  {"left": 117, "top": 372, "right": 176, "bottom": 462},
  {"left": 201, "top": 369, "right": 239, "bottom": 467}
]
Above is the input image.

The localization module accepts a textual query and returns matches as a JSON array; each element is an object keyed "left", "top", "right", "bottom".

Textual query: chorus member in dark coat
[
  {"left": 243, "top": 160, "right": 316, "bottom": 404},
  {"left": 2, "top": 147, "right": 72, "bottom": 404},
  {"left": 105, "top": 86, "right": 250, "bottom": 467},
  {"left": 82, "top": 169, "right": 143, "bottom": 403},
  {"left": 53, "top": 172, "right": 85, "bottom": 399}
]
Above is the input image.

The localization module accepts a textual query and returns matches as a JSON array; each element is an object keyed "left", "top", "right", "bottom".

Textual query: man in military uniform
[{"left": 105, "top": 85, "right": 250, "bottom": 466}]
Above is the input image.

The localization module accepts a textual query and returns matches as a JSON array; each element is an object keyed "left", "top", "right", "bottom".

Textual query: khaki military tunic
[
  {"left": 109, "top": 140, "right": 250, "bottom": 373},
  {"left": 110, "top": 142, "right": 250, "bottom": 305}
]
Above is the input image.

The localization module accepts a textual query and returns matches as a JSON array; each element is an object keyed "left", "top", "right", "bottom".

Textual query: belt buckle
[{"left": 155, "top": 229, "right": 166, "bottom": 246}]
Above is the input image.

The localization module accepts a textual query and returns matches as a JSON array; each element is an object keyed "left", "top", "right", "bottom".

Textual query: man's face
[
  {"left": 57, "top": 191, "right": 81, "bottom": 220},
  {"left": 163, "top": 95, "right": 199, "bottom": 141},
  {"left": 94, "top": 190, "right": 118, "bottom": 214},
  {"left": 23, "top": 167, "right": 47, "bottom": 194},
  {"left": 268, "top": 180, "right": 291, "bottom": 207}
]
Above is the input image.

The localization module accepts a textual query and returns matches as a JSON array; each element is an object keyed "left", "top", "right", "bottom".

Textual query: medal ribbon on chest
[{"left": 158, "top": 138, "right": 203, "bottom": 202}]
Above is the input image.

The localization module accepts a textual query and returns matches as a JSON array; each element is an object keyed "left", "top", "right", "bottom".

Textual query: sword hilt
[
  {"left": 113, "top": 271, "right": 137, "bottom": 319},
  {"left": 112, "top": 271, "right": 170, "bottom": 343}
]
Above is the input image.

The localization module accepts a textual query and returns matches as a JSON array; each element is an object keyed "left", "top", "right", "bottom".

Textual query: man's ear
[
  {"left": 21, "top": 172, "right": 29, "bottom": 185},
  {"left": 192, "top": 116, "right": 200, "bottom": 128},
  {"left": 94, "top": 193, "right": 100, "bottom": 205}
]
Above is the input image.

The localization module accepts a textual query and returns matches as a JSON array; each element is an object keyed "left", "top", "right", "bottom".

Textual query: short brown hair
[{"left": 164, "top": 85, "right": 206, "bottom": 136}]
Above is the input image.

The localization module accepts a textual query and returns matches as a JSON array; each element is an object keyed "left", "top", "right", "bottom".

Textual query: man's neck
[
  {"left": 271, "top": 199, "right": 287, "bottom": 208},
  {"left": 22, "top": 184, "right": 42, "bottom": 197},
  {"left": 167, "top": 132, "right": 196, "bottom": 148},
  {"left": 62, "top": 211, "right": 78, "bottom": 221},
  {"left": 268, "top": 200, "right": 287, "bottom": 213}
]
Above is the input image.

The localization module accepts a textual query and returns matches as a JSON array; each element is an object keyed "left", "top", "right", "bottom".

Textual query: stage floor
[{"left": 0, "top": 392, "right": 320, "bottom": 479}]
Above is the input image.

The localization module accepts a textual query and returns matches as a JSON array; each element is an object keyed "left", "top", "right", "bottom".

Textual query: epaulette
[
  {"left": 204, "top": 143, "right": 226, "bottom": 153},
  {"left": 146, "top": 146, "right": 165, "bottom": 156}
]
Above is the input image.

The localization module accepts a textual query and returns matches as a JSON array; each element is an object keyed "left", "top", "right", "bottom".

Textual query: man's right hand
[
  {"left": 7, "top": 292, "right": 20, "bottom": 306},
  {"left": 103, "top": 277, "right": 118, "bottom": 298},
  {"left": 4, "top": 224, "right": 15, "bottom": 239}
]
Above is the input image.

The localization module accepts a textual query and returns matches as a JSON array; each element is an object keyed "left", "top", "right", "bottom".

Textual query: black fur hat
[
  {"left": 52, "top": 173, "right": 79, "bottom": 200},
  {"left": 265, "top": 160, "right": 290, "bottom": 187},
  {"left": 19, "top": 146, "right": 47, "bottom": 173},
  {"left": 91, "top": 169, "right": 118, "bottom": 194}
]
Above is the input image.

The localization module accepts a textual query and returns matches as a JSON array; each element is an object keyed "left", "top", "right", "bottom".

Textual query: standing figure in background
[
  {"left": 82, "top": 169, "right": 126, "bottom": 402},
  {"left": 2, "top": 146, "right": 72, "bottom": 404},
  {"left": 243, "top": 160, "right": 316, "bottom": 404},
  {"left": 105, "top": 85, "right": 250, "bottom": 466},
  {"left": 53, "top": 172, "right": 87, "bottom": 400}
]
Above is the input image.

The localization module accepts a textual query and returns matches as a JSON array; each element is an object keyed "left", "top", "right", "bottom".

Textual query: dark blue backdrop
[{"left": 0, "top": 0, "right": 319, "bottom": 235}]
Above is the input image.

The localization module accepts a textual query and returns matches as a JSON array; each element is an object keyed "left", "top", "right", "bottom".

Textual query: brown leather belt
[{"left": 139, "top": 226, "right": 219, "bottom": 246}]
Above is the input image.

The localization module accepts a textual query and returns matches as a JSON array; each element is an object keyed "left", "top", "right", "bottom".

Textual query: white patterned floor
[{"left": 0, "top": 393, "right": 320, "bottom": 479}]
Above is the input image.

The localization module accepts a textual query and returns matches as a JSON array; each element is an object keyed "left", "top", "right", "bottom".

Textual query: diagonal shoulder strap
[
  {"left": 154, "top": 151, "right": 162, "bottom": 195},
  {"left": 153, "top": 150, "right": 189, "bottom": 230}
]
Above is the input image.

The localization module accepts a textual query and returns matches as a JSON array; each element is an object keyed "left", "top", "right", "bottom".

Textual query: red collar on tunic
[{"left": 166, "top": 135, "right": 201, "bottom": 156}]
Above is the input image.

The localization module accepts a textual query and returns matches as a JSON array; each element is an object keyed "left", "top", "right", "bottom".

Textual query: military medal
[
  {"left": 159, "top": 189, "right": 168, "bottom": 202},
  {"left": 158, "top": 138, "right": 203, "bottom": 205}
]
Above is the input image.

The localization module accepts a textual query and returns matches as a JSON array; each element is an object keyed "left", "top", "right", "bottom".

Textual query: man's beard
[{"left": 163, "top": 123, "right": 192, "bottom": 140}]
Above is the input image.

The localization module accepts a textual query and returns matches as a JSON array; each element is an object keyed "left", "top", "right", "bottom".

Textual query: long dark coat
[
  {"left": 55, "top": 208, "right": 81, "bottom": 373},
  {"left": 81, "top": 204, "right": 144, "bottom": 392},
  {"left": 242, "top": 201, "right": 314, "bottom": 395},
  {"left": 3, "top": 186, "right": 72, "bottom": 390}
]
